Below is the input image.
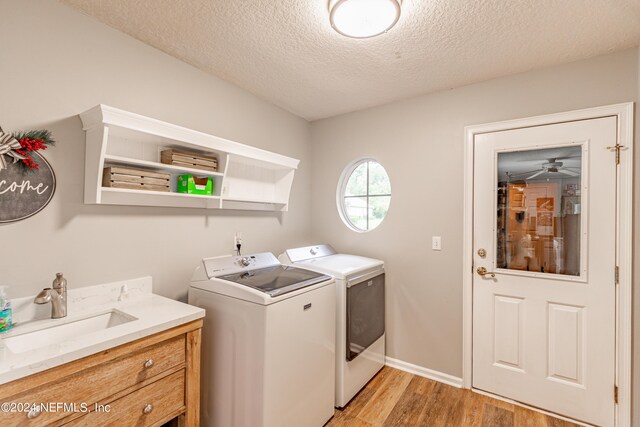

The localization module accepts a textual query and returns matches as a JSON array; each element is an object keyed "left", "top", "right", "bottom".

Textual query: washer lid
[
  {"left": 293, "top": 254, "right": 384, "bottom": 279},
  {"left": 217, "top": 265, "right": 331, "bottom": 297}
]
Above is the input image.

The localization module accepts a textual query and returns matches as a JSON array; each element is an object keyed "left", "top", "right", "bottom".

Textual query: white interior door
[{"left": 472, "top": 117, "right": 617, "bottom": 427}]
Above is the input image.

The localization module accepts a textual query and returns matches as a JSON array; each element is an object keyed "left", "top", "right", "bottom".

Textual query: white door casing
[
  {"left": 473, "top": 117, "right": 616, "bottom": 426},
  {"left": 462, "top": 102, "right": 635, "bottom": 427}
]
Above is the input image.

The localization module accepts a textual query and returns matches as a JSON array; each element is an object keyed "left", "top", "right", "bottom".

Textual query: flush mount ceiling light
[{"left": 329, "top": 0, "right": 402, "bottom": 39}]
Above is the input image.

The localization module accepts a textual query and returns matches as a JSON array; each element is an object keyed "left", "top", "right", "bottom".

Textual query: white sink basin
[{"left": 3, "top": 310, "right": 137, "bottom": 354}]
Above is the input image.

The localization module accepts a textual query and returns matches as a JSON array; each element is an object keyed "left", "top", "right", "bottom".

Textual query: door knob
[{"left": 477, "top": 267, "right": 496, "bottom": 278}]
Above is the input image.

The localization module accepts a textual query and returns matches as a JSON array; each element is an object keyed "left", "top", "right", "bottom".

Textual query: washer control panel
[{"left": 204, "top": 252, "right": 279, "bottom": 278}]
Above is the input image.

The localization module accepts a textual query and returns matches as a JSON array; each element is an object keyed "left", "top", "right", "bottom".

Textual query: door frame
[{"left": 462, "top": 103, "right": 634, "bottom": 426}]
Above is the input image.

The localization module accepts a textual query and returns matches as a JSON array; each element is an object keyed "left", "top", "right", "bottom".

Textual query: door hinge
[
  {"left": 615, "top": 266, "right": 619, "bottom": 285},
  {"left": 614, "top": 385, "right": 619, "bottom": 404},
  {"left": 606, "top": 143, "right": 626, "bottom": 165}
]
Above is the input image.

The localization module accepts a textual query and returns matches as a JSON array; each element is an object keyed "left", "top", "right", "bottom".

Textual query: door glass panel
[{"left": 497, "top": 146, "right": 581, "bottom": 276}]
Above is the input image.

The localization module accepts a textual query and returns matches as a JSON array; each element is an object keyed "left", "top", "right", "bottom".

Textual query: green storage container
[{"left": 177, "top": 174, "right": 214, "bottom": 196}]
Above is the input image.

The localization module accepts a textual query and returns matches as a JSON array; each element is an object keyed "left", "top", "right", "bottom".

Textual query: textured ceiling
[{"left": 60, "top": 0, "right": 640, "bottom": 120}]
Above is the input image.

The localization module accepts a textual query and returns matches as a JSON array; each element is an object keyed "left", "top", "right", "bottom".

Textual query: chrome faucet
[{"left": 34, "top": 273, "right": 67, "bottom": 319}]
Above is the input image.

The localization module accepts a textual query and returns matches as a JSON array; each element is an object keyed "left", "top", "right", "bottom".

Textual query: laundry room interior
[{"left": 0, "top": 1, "right": 639, "bottom": 426}]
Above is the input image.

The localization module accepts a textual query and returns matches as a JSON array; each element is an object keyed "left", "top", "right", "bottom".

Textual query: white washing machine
[
  {"left": 279, "top": 244, "right": 385, "bottom": 408},
  {"left": 189, "top": 252, "right": 336, "bottom": 427}
]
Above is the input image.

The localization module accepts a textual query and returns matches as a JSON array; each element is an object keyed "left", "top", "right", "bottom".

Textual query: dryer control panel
[{"left": 285, "top": 244, "right": 337, "bottom": 263}]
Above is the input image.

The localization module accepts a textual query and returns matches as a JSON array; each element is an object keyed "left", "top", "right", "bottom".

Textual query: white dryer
[
  {"left": 279, "top": 244, "right": 385, "bottom": 408},
  {"left": 189, "top": 252, "right": 336, "bottom": 427}
]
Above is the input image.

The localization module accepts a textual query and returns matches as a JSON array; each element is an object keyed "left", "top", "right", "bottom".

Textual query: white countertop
[{"left": 0, "top": 277, "right": 205, "bottom": 385}]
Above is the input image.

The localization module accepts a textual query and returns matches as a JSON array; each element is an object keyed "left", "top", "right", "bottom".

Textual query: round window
[{"left": 337, "top": 158, "right": 391, "bottom": 232}]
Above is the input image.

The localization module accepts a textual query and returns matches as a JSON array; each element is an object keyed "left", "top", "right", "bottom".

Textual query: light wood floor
[{"left": 326, "top": 367, "right": 580, "bottom": 427}]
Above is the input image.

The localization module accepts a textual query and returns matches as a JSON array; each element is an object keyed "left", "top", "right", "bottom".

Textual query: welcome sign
[{"left": 0, "top": 152, "right": 56, "bottom": 223}]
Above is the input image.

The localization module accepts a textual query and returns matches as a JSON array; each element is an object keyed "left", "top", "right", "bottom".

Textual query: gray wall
[
  {"left": 310, "top": 49, "right": 639, "bottom": 415},
  {"left": 0, "top": 0, "right": 313, "bottom": 301}
]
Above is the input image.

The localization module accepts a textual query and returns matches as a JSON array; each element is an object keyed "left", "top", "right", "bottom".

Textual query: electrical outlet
[
  {"left": 432, "top": 236, "right": 442, "bottom": 251},
  {"left": 234, "top": 232, "right": 242, "bottom": 248}
]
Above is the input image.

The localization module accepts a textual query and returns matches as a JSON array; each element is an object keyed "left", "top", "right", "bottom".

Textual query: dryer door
[{"left": 346, "top": 273, "right": 385, "bottom": 361}]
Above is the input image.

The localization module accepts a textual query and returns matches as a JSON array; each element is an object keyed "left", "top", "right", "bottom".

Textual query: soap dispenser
[{"left": 0, "top": 286, "right": 12, "bottom": 332}]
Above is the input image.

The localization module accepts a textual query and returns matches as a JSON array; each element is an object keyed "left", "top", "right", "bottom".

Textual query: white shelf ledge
[
  {"left": 101, "top": 187, "right": 221, "bottom": 209},
  {"left": 223, "top": 196, "right": 287, "bottom": 205}
]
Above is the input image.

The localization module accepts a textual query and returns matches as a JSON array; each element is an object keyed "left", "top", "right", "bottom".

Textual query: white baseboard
[{"left": 385, "top": 356, "right": 463, "bottom": 388}]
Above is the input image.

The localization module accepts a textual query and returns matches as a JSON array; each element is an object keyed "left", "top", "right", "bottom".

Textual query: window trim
[{"left": 336, "top": 157, "right": 391, "bottom": 233}]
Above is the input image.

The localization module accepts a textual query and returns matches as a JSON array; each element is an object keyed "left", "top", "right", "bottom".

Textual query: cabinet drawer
[
  {"left": 3, "top": 335, "right": 185, "bottom": 426},
  {"left": 66, "top": 369, "right": 185, "bottom": 426}
]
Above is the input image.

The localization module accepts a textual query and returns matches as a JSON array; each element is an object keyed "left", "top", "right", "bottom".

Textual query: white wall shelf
[{"left": 80, "top": 105, "right": 299, "bottom": 211}]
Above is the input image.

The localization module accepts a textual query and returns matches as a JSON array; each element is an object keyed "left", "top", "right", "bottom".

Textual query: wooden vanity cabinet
[{"left": 0, "top": 320, "right": 202, "bottom": 427}]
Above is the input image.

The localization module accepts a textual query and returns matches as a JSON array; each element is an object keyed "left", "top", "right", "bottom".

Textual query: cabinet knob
[
  {"left": 143, "top": 403, "right": 154, "bottom": 414},
  {"left": 143, "top": 359, "right": 154, "bottom": 369},
  {"left": 27, "top": 407, "right": 42, "bottom": 419}
]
